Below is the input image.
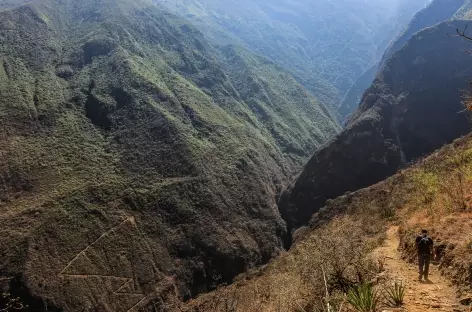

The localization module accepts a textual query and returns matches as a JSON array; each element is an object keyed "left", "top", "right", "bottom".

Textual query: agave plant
[
  {"left": 0, "top": 292, "right": 28, "bottom": 311},
  {"left": 347, "top": 283, "right": 379, "bottom": 312},
  {"left": 384, "top": 281, "right": 406, "bottom": 307}
]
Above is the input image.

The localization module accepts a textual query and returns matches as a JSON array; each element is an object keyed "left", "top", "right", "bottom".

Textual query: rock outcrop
[
  {"left": 339, "top": 0, "right": 466, "bottom": 119},
  {"left": 280, "top": 20, "right": 472, "bottom": 231}
]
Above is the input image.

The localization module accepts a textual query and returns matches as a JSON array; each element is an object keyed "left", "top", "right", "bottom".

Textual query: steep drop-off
[
  {"left": 184, "top": 133, "right": 472, "bottom": 312},
  {"left": 280, "top": 20, "right": 472, "bottom": 231},
  {"left": 0, "top": 0, "right": 339, "bottom": 310}
]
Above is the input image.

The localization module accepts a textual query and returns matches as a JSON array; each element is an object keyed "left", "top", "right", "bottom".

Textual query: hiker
[{"left": 416, "top": 229, "right": 434, "bottom": 281}]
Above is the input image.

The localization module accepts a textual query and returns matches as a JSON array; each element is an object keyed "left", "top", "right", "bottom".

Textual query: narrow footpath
[{"left": 374, "top": 226, "right": 466, "bottom": 312}]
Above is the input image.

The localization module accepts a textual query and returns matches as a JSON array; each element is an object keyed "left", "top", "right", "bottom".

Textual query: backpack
[{"left": 418, "top": 236, "right": 431, "bottom": 254}]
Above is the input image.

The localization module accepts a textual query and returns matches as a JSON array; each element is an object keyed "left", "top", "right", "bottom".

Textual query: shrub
[
  {"left": 439, "top": 171, "right": 469, "bottom": 212},
  {"left": 384, "top": 281, "right": 406, "bottom": 307},
  {"left": 347, "top": 282, "right": 379, "bottom": 312},
  {"left": 411, "top": 170, "right": 438, "bottom": 207},
  {"left": 462, "top": 89, "right": 472, "bottom": 114},
  {"left": 0, "top": 292, "right": 28, "bottom": 311}
]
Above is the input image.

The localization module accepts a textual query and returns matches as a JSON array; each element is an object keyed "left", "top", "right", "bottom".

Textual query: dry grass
[
  {"left": 171, "top": 217, "right": 386, "bottom": 312},
  {"left": 390, "top": 136, "right": 472, "bottom": 298},
  {"left": 463, "top": 91, "right": 472, "bottom": 112},
  {"left": 164, "top": 133, "right": 472, "bottom": 312}
]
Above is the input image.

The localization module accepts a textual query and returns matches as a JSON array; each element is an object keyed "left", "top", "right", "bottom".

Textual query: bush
[
  {"left": 347, "top": 283, "right": 379, "bottom": 312},
  {"left": 0, "top": 292, "right": 28, "bottom": 311},
  {"left": 384, "top": 281, "right": 406, "bottom": 307},
  {"left": 438, "top": 171, "right": 467, "bottom": 212}
]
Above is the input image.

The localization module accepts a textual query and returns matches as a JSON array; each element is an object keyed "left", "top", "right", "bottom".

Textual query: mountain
[
  {"left": 338, "top": 64, "right": 378, "bottom": 121},
  {"left": 0, "top": 0, "right": 32, "bottom": 11},
  {"left": 340, "top": 0, "right": 465, "bottom": 119},
  {"left": 0, "top": 0, "right": 339, "bottom": 310},
  {"left": 155, "top": 0, "right": 429, "bottom": 114},
  {"left": 181, "top": 132, "right": 472, "bottom": 312},
  {"left": 280, "top": 19, "right": 472, "bottom": 232}
]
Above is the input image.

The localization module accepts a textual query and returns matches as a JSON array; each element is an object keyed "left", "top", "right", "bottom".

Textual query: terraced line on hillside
[
  {"left": 58, "top": 216, "right": 147, "bottom": 312},
  {"left": 374, "top": 226, "right": 464, "bottom": 312},
  {"left": 58, "top": 217, "right": 137, "bottom": 276}
]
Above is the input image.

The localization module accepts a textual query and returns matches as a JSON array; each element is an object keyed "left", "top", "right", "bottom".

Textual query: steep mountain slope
[
  {"left": 340, "top": 0, "right": 465, "bottom": 119},
  {"left": 182, "top": 133, "right": 472, "bottom": 312},
  {"left": 0, "top": 0, "right": 31, "bottom": 11},
  {"left": 280, "top": 20, "right": 472, "bottom": 231},
  {"left": 338, "top": 64, "right": 377, "bottom": 121},
  {"left": 155, "top": 0, "right": 429, "bottom": 113},
  {"left": 0, "top": 0, "right": 339, "bottom": 310},
  {"left": 382, "top": 0, "right": 465, "bottom": 65}
]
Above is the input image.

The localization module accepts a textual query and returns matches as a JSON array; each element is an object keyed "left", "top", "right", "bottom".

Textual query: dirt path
[{"left": 374, "top": 226, "right": 464, "bottom": 312}]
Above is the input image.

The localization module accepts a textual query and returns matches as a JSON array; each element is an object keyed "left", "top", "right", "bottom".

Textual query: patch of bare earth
[{"left": 374, "top": 226, "right": 465, "bottom": 312}]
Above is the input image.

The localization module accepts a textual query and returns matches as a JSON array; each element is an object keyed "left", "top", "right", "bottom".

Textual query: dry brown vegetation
[
  {"left": 153, "top": 133, "right": 472, "bottom": 312},
  {"left": 398, "top": 136, "right": 472, "bottom": 299},
  {"left": 175, "top": 218, "right": 383, "bottom": 312}
]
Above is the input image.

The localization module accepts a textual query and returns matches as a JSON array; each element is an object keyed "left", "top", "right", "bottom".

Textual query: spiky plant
[
  {"left": 384, "top": 281, "right": 406, "bottom": 307},
  {"left": 347, "top": 283, "right": 379, "bottom": 312},
  {"left": 0, "top": 292, "right": 28, "bottom": 311}
]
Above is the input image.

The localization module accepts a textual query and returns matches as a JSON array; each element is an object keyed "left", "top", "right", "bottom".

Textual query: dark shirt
[{"left": 416, "top": 235, "right": 433, "bottom": 254}]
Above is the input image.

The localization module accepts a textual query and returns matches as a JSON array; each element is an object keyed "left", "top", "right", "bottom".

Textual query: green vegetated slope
[
  {"left": 0, "top": 0, "right": 339, "bottom": 310},
  {"left": 340, "top": 0, "right": 466, "bottom": 119},
  {"left": 0, "top": 0, "right": 31, "bottom": 11},
  {"left": 155, "top": 0, "right": 429, "bottom": 114},
  {"left": 280, "top": 19, "right": 472, "bottom": 231}
]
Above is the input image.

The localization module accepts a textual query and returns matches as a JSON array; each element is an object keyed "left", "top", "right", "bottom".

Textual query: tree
[{"left": 455, "top": 25, "right": 472, "bottom": 112}]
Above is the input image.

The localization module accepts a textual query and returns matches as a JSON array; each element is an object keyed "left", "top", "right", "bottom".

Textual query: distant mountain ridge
[{"left": 155, "top": 0, "right": 430, "bottom": 115}]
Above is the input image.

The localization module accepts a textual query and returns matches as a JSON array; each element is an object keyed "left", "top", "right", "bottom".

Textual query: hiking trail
[{"left": 374, "top": 226, "right": 465, "bottom": 312}]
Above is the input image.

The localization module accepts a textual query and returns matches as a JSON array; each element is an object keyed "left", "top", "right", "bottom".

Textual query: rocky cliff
[
  {"left": 339, "top": 0, "right": 466, "bottom": 119},
  {"left": 280, "top": 20, "right": 472, "bottom": 232}
]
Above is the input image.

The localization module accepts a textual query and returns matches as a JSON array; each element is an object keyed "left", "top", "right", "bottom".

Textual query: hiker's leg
[
  {"left": 424, "top": 255, "right": 431, "bottom": 280},
  {"left": 418, "top": 254, "right": 424, "bottom": 280}
]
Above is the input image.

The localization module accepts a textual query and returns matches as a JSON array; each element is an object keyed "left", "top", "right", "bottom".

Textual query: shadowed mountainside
[
  {"left": 0, "top": 0, "right": 339, "bottom": 310},
  {"left": 339, "top": 0, "right": 466, "bottom": 119},
  {"left": 280, "top": 20, "right": 472, "bottom": 232}
]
